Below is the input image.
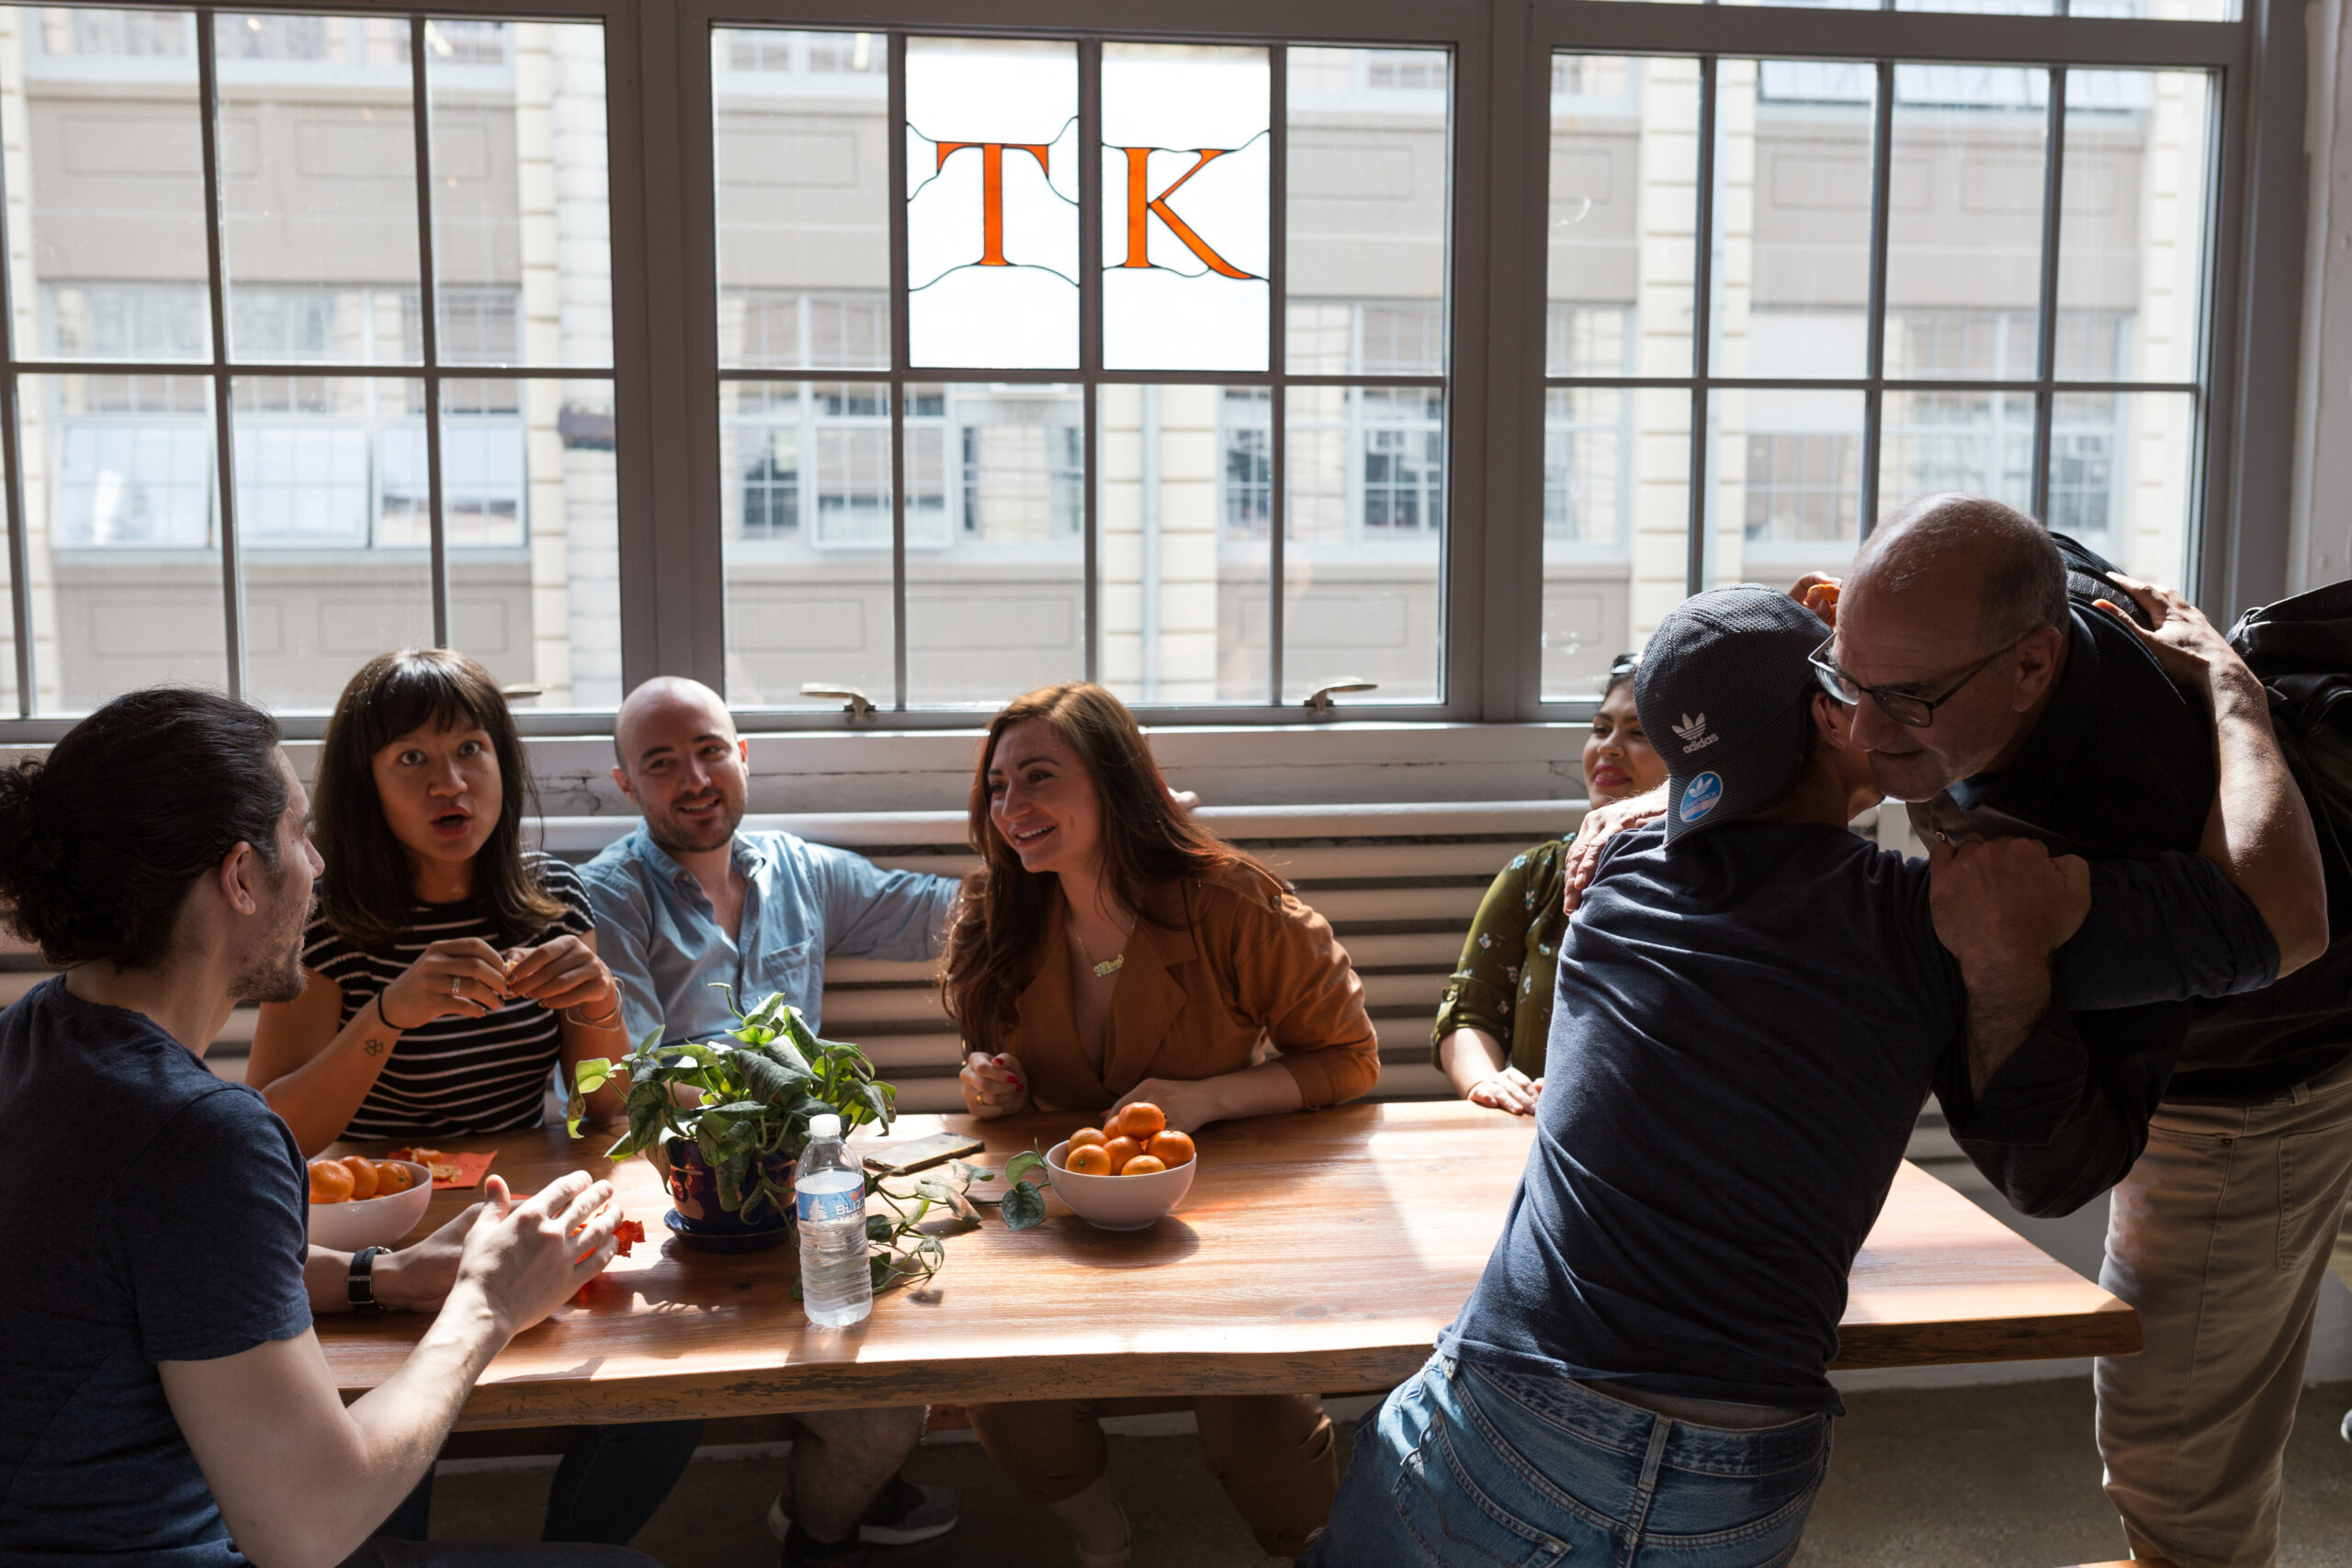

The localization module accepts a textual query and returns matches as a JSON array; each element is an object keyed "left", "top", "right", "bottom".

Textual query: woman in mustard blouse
[
  {"left": 949, "top": 682, "right": 1377, "bottom": 1567},
  {"left": 1432, "top": 654, "right": 1668, "bottom": 1114}
]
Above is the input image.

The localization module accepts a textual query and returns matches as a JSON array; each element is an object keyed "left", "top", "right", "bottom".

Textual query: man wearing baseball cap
[{"left": 1303, "top": 583, "right": 2324, "bottom": 1568}]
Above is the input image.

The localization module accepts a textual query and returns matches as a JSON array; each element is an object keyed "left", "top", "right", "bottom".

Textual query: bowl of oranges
[
  {"left": 307, "top": 1156, "right": 433, "bottom": 1250},
  {"left": 1044, "top": 1102, "right": 1198, "bottom": 1232}
]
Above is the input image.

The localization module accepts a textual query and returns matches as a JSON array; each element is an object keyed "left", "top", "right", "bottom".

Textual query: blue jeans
[
  {"left": 1304, "top": 1356, "right": 1832, "bottom": 1568},
  {"left": 379, "top": 1420, "right": 705, "bottom": 1544}
]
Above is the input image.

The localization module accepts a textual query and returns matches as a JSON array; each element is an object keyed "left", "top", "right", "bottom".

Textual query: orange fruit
[
  {"left": 1102, "top": 1135, "right": 1145, "bottom": 1173},
  {"left": 374, "top": 1161, "right": 415, "bottom": 1194},
  {"left": 1114, "top": 1102, "right": 1166, "bottom": 1140},
  {"left": 1122, "top": 1155, "right": 1168, "bottom": 1177},
  {"left": 1069, "top": 1127, "right": 1108, "bottom": 1151},
  {"left": 341, "top": 1156, "right": 379, "bottom": 1201},
  {"left": 1146, "top": 1130, "right": 1195, "bottom": 1168},
  {"left": 1064, "top": 1144, "right": 1114, "bottom": 1176},
  {"left": 308, "top": 1159, "right": 355, "bottom": 1204}
]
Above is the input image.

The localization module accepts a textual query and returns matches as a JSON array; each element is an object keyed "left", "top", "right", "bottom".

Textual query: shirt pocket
[{"left": 750, "top": 940, "right": 821, "bottom": 1018}]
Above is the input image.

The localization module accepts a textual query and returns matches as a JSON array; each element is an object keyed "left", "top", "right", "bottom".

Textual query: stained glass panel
[
  {"left": 1101, "top": 43, "right": 1270, "bottom": 372},
  {"left": 904, "top": 38, "right": 1079, "bottom": 369}
]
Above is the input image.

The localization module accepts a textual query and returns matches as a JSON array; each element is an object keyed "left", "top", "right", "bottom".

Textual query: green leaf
[
  {"left": 865, "top": 1215, "right": 895, "bottom": 1243},
  {"left": 1004, "top": 1150, "right": 1046, "bottom": 1185},
  {"left": 572, "top": 1058, "right": 614, "bottom": 1096},
  {"left": 1001, "top": 1179, "right": 1047, "bottom": 1232},
  {"left": 914, "top": 1175, "right": 951, "bottom": 1204},
  {"left": 740, "top": 1047, "right": 811, "bottom": 1107}
]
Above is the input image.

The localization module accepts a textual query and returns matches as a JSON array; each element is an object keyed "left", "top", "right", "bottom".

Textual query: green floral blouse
[{"left": 1431, "top": 837, "right": 1571, "bottom": 1079}]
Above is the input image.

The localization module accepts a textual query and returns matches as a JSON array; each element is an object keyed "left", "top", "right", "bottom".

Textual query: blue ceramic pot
[{"left": 662, "top": 1138, "right": 797, "bottom": 1247}]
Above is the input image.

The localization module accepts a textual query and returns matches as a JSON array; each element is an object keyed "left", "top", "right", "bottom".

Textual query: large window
[
  {"left": 1540, "top": 53, "right": 2212, "bottom": 700},
  {"left": 710, "top": 31, "right": 1451, "bottom": 712},
  {"left": 0, "top": 6, "right": 617, "bottom": 716},
  {"left": 0, "top": 1, "right": 2275, "bottom": 732}
]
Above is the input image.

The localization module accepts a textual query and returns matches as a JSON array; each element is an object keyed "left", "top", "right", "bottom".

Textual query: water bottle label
[{"left": 797, "top": 1181, "right": 865, "bottom": 1224}]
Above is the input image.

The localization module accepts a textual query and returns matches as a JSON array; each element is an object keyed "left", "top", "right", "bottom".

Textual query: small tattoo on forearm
[{"left": 363, "top": 1035, "right": 389, "bottom": 1057}]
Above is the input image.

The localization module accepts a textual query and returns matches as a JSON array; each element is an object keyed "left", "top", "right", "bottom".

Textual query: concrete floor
[{"left": 424, "top": 1380, "right": 2352, "bottom": 1567}]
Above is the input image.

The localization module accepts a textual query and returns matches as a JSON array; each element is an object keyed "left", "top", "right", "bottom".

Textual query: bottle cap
[{"left": 809, "top": 1113, "right": 842, "bottom": 1139}]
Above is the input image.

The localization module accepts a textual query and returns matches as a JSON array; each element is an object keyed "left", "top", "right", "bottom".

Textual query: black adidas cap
[{"left": 1634, "top": 586, "right": 1831, "bottom": 847}]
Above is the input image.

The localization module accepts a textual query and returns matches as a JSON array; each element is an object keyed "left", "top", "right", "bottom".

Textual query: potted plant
[{"left": 569, "top": 992, "right": 895, "bottom": 1251}]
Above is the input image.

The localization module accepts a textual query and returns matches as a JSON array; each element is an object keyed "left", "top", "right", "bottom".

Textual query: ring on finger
[{"left": 451, "top": 976, "right": 463, "bottom": 998}]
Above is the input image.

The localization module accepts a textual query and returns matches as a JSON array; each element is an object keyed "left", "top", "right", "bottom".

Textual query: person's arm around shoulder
[
  {"left": 164, "top": 1170, "right": 620, "bottom": 1568},
  {"left": 2098, "top": 572, "right": 2329, "bottom": 974}
]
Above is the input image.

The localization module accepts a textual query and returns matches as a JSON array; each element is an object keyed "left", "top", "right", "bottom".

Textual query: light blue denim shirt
[{"left": 582, "top": 822, "right": 958, "bottom": 1046}]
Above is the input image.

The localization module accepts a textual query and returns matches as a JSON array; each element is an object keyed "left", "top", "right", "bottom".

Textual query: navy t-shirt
[
  {"left": 0, "top": 978, "right": 311, "bottom": 1566},
  {"left": 1440, "top": 821, "right": 2278, "bottom": 1414}
]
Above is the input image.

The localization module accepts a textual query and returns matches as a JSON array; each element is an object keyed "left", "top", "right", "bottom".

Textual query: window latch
[
  {"left": 800, "top": 682, "right": 877, "bottom": 721},
  {"left": 1303, "top": 679, "right": 1378, "bottom": 718}
]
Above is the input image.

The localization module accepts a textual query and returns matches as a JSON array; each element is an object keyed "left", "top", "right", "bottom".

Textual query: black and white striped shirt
[{"left": 302, "top": 854, "right": 594, "bottom": 1142}]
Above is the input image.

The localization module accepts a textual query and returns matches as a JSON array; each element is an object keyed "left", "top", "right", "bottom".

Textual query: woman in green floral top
[{"left": 1432, "top": 655, "right": 1668, "bottom": 1113}]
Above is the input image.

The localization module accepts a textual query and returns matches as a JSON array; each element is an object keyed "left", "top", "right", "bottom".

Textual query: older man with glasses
[{"left": 1567, "top": 493, "right": 2346, "bottom": 1568}]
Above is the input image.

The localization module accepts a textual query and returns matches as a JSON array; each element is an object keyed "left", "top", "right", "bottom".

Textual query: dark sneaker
[{"left": 768, "top": 1477, "right": 960, "bottom": 1549}]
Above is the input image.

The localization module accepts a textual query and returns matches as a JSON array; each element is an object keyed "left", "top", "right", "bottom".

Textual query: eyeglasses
[{"left": 1807, "top": 633, "right": 2022, "bottom": 729}]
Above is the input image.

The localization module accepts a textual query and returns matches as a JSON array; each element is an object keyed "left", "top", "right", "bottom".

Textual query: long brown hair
[
  {"left": 311, "top": 649, "right": 565, "bottom": 951},
  {"left": 942, "top": 682, "right": 1280, "bottom": 1055}
]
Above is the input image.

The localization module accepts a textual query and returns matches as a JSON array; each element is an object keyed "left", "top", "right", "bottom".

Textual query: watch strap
[{"left": 348, "top": 1246, "right": 388, "bottom": 1314}]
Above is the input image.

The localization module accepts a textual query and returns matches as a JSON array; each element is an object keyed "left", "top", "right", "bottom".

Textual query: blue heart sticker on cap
[{"left": 1679, "top": 772, "right": 1724, "bottom": 822}]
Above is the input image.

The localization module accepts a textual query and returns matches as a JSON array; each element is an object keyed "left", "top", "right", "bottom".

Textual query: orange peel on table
[
  {"left": 613, "top": 1218, "right": 645, "bottom": 1258},
  {"left": 385, "top": 1146, "right": 467, "bottom": 1184}
]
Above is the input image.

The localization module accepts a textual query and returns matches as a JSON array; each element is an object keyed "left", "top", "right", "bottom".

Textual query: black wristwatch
[{"left": 348, "top": 1246, "right": 389, "bottom": 1314}]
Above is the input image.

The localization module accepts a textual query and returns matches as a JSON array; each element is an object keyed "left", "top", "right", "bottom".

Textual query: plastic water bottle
[{"left": 797, "top": 1114, "right": 873, "bottom": 1327}]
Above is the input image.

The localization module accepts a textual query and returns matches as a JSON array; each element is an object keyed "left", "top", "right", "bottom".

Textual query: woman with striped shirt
[
  {"left": 249, "top": 649, "right": 689, "bottom": 1549},
  {"left": 252, "top": 649, "right": 627, "bottom": 1153}
]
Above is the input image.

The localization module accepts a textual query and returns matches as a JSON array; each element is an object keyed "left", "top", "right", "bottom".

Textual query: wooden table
[{"left": 317, "top": 1101, "right": 2137, "bottom": 1430}]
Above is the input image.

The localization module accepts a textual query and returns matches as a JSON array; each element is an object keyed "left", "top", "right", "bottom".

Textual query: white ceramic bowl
[
  {"left": 1045, "top": 1140, "right": 1198, "bottom": 1232},
  {"left": 307, "top": 1161, "right": 435, "bottom": 1251}
]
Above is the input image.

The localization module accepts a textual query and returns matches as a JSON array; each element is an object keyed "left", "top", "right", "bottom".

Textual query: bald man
[
  {"left": 580, "top": 677, "right": 959, "bottom": 1565},
  {"left": 1808, "top": 500, "right": 2343, "bottom": 1568}
]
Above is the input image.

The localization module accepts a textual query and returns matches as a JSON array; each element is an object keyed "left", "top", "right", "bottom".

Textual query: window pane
[
  {"left": 1880, "top": 389, "right": 2036, "bottom": 515},
  {"left": 11, "top": 9, "right": 210, "bottom": 363},
  {"left": 1099, "top": 383, "right": 1268, "bottom": 705},
  {"left": 216, "top": 13, "right": 424, "bottom": 366},
  {"left": 1714, "top": 61, "right": 1874, "bottom": 379},
  {"left": 1100, "top": 44, "right": 1268, "bottom": 372},
  {"left": 2050, "top": 389, "right": 2193, "bottom": 583},
  {"left": 904, "top": 38, "right": 1078, "bottom": 369},
  {"left": 1285, "top": 47, "right": 1447, "bottom": 376},
  {"left": 1548, "top": 57, "right": 1696, "bottom": 378},
  {"left": 444, "top": 378, "right": 616, "bottom": 708},
  {"left": 234, "top": 375, "right": 435, "bottom": 709},
  {"left": 720, "top": 378, "right": 894, "bottom": 709},
  {"left": 905, "top": 382, "right": 1084, "bottom": 705},
  {"left": 2056, "top": 70, "right": 2212, "bottom": 384},
  {"left": 427, "top": 20, "right": 611, "bottom": 370},
  {"left": 713, "top": 28, "right": 889, "bottom": 372},
  {"left": 1283, "top": 385, "right": 1442, "bottom": 704},
  {"left": 1543, "top": 386, "right": 1690, "bottom": 701},
  {"left": 21, "top": 371, "right": 228, "bottom": 714},
  {"left": 1711, "top": 387, "right": 1865, "bottom": 589},
  {"left": 1883, "top": 67, "right": 2049, "bottom": 380}
]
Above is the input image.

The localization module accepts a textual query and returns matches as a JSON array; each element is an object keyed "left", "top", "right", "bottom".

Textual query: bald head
[
  {"left": 612, "top": 677, "right": 747, "bottom": 854},
  {"left": 1850, "top": 493, "right": 2067, "bottom": 648},
  {"left": 615, "top": 677, "right": 736, "bottom": 772}
]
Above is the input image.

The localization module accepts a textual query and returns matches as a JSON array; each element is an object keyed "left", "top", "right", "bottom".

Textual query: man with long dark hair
[{"left": 0, "top": 687, "right": 644, "bottom": 1568}]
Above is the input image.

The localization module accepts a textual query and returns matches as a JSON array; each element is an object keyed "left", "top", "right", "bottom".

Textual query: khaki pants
[
  {"left": 967, "top": 1393, "right": 1336, "bottom": 1557},
  {"left": 2097, "top": 1055, "right": 2352, "bottom": 1568}
]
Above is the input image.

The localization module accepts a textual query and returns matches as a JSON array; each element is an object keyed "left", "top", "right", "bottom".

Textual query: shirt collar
[
  {"left": 628, "top": 820, "right": 756, "bottom": 892},
  {"left": 1951, "top": 605, "right": 2098, "bottom": 814}
]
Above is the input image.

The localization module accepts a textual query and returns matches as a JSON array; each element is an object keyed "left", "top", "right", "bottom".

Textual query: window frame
[{"left": 0, "top": 0, "right": 2292, "bottom": 739}]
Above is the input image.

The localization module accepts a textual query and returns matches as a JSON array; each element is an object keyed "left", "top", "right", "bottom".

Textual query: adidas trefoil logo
[{"left": 1674, "top": 712, "right": 1718, "bottom": 754}]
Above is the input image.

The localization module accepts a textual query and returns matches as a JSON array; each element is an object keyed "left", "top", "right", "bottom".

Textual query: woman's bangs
[{"left": 356, "top": 657, "right": 500, "bottom": 753}]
